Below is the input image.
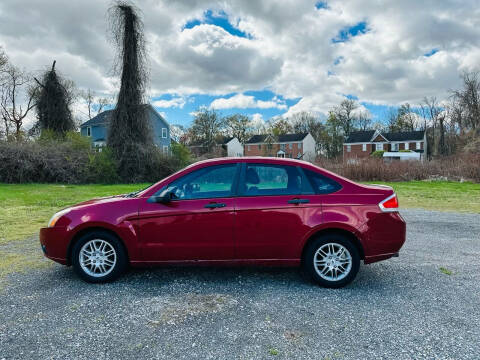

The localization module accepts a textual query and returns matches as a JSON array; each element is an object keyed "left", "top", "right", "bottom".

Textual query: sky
[{"left": 1, "top": 0, "right": 480, "bottom": 129}]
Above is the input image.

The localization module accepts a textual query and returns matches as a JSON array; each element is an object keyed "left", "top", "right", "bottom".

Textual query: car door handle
[
  {"left": 288, "top": 198, "right": 310, "bottom": 204},
  {"left": 204, "top": 202, "right": 226, "bottom": 209}
]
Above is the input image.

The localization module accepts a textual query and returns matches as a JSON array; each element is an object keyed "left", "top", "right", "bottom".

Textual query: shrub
[
  {"left": 315, "top": 154, "right": 480, "bottom": 182},
  {"left": 370, "top": 150, "right": 385, "bottom": 158},
  {"left": 0, "top": 139, "right": 186, "bottom": 184}
]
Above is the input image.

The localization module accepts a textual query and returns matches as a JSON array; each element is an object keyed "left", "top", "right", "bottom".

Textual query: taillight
[{"left": 379, "top": 194, "right": 399, "bottom": 212}]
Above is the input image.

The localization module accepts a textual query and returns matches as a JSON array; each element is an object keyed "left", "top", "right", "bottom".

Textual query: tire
[
  {"left": 303, "top": 233, "right": 360, "bottom": 288},
  {"left": 71, "top": 230, "right": 127, "bottom": 283}
]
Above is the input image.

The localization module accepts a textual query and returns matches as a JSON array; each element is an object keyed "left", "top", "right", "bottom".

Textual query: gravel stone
[{"left": 0, "top": 209, "right": 479, "bottom": 359}]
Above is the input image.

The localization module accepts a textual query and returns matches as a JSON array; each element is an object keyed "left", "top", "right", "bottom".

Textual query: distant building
[
  {"left": 188, "top": 136, "right": 244, "bottom": 157},
  {"left": 343, "top": 130, "right": 426, "bottom": 162},
  {"left": 244, "top": 133, "right": 316, "bottom": 162},
  {"left": 79, "top": 104, "right": 171, "bottom": 153}
]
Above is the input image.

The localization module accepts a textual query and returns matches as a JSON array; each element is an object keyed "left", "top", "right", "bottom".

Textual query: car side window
[
  {"left": 165, "top": 164, "right": 237, "bottom": 200},
  {"left": 240, "top": 164, "right": 311, "bottom": 196},
  {"left": 303, "top": 169, "right": 342, "bottom": 194}
]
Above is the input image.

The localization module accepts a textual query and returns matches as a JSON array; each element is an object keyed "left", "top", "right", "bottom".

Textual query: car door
[
  {"left": 138, "top": 163, "right": 240, "bottom": 262},
  {"left": 234, "top": 162, "right": 320, "bottom": 260}
]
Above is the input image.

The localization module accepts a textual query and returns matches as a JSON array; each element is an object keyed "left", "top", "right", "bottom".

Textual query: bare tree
[
  {"left": 356, "top": 111, "right": 372, "bottom": 131},
  {"left": 80, "top": 88, "right": 111, "bottom": 119},
  {"left": 0, "top": 63, "right": 37, "bottom": 141},
  {"left": 289, "top": 111, "right": 326, "bottom": 153},
  {"left": 422, "top": 96, "right": 442, "bottom": 156},
  {"left": 451, "top": 71, "right": 480, "bottom": 131}
]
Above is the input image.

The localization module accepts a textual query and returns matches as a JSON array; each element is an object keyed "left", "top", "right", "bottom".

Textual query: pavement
[{"left": 0, "top": 209, "right": 479, "bottom": 360}]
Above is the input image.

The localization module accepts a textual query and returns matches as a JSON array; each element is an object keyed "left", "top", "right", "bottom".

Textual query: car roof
[{"left": 190, "top": 156, "right": 313, "bottom": 167}]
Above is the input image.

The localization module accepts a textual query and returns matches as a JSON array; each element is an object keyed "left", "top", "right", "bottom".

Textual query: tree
[
  {"left": 34, "top": 61, "right": 75, "bottom": 136},
  {"left": 333, "top": 99, "right": 358, "bottom": 137},
  {"left": 356, "top": 111, "right": 372, "bottom": 131},
  {"left": 0, "top": 62, "right": 37, "bottom": 141},
  {"left": 289, "top": 111, "right": 326, "bottom": 154},
  {"left": 269, "top": 118, "right": 292, "bottom": 136},
  {"left": 322, "top": 112, "right": 344, "bottom": 158},
  {"left": 80, "top": 88, "right": 111, "bottom": 120},
  {"left": 190, "top": 108, "right": 225, "bottom": 151},
  {"left": 451, "top": 72, "right": 480, "bottom": 131},
  {"left": 387, "top": 103, "right": 417, "bottom": 132},
  {"left": 107, "top": 2, "right": 153, "bottom": 178},
  {"left": 225, "top": 113, "right": 252, "bottom": 143}
]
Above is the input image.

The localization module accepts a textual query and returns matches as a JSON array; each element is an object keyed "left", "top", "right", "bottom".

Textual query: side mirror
[
  {"left": 156, "top": 190, "right": 174, "bottom": 203},
  {"left": 148, "top": 189, "right": 175, "bottom": 204}
]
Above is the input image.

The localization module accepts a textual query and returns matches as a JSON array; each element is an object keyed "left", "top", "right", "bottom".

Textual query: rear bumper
[
  {"left": 39, "top": 227, "right": 69, "bottom": 265},
  {"left": 361, "top": 211, "right": 406, "bottom": 264}
]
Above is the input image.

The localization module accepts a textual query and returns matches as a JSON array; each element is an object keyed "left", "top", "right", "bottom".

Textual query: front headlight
[{"left": 48, "top": 208, "right": 71, "bottom": 227}]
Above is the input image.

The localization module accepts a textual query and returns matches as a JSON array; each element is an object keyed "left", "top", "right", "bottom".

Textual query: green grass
[
  {"left": 439, "top": 267, "right": 453, "bottom": 275},
  {"left": 365, "top": 181, "right": 480, "bottom": 213},
  {"left": 0, "top": 183, "right": 150, "bottom": 245},
  {"left": 0, "top": 183, "right": 149, "bottom": 283}
]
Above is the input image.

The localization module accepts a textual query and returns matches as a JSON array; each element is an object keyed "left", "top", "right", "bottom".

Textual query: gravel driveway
[{"left": 1, "top": 209, "right": 479, "bottom": 360}]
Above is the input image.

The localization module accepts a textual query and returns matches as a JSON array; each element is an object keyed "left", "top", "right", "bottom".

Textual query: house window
[
  {"left": 404, "top": 142, "right": 409, "bottom": 150},
  {"left": 392, "top": 143, "right": 399, "bottom": 151},
  {"left": 416, "top": 142, "right": 421, "bottom": 150},
  {"left": 289, "top": 143, "right": 292, "bottom": 149},
  {"left": 162, "top": 128, "right": 167, "bottom": 138},
  {"left": 298, "top": 142, "right": 302, "bottom": 149},
  {"left": 247, "top": 145, "right": 251, "bottom": 151},
  {"left": 87, "top": 127, "right": 91, "bottom": 137},
  {"left": 280, "top": 144, "right": 286, "bottom": 151},
  {"left": 346, "top": 145, "right": 351, "bottom": 152},
  {"left": 362, "top": 143, "right": 367, "bottom": 151},
  {"left": 376, "top": 143, "right": 384, "bottom": 151},
  {"left": 163, "top": 145, "right": 168, "bottom": 154},
  {"left": 258, "top": 144, "right": 261, "bottom": 150}
]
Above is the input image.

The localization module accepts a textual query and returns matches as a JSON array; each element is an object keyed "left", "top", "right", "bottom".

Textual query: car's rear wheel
[
  {"left": 303, "top": 233, "right": 360, "bottom": 288},
  {"left": 72, "top": 231, "right": 127, "bottom": 283}
]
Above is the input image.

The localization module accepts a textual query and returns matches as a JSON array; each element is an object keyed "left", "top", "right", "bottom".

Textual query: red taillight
[{"left": 379, "top": 194, "right": 399, "bottom": 212}]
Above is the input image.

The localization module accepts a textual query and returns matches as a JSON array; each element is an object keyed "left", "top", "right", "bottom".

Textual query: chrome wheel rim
[
  {"left": 79, "top": 239, "right": 116, "bottom": 278},
  {"left": 313, "top": 243, "right": 352, "bottom": 281}
]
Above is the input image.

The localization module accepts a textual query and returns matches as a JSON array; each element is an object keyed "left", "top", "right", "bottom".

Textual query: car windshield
[{"left": 123, "top": 183, "right": 154, "bottom": 198}]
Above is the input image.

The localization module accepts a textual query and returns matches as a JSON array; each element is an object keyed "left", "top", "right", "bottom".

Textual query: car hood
[{"left": 67, "top": 194, "right": 128, "bottom": 209}]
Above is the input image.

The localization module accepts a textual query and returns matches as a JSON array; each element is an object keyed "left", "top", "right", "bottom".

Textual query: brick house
[
  {"left": 343, "top": 130, "right": 427, "bottom": 162},
  {"left": 244, "top": 133, "right": 316, "bottom": 162}
]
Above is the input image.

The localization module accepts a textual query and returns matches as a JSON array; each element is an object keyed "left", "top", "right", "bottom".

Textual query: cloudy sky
[{"left": 1, "top": 0, "right": 479, "bottom": 128}]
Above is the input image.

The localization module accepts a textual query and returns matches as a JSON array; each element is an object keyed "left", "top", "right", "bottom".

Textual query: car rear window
[
  {"left": 303, "top": 169, "right": 342, "bottom": 194},
  {"left": 240, "top": 164, "right": 312, "bottom": 196}
]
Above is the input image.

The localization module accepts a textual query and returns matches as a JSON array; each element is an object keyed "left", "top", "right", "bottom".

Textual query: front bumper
[{"left": 39, "top": 227, "right": 69, "bottom": 265}]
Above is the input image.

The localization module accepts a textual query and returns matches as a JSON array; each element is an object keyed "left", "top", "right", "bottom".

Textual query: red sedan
[{"left": 40, "top": 157, "right": 406, "bottom": 288}]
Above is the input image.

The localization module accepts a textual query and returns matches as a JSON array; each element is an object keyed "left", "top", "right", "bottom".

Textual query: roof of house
[
  {"left": 80, "top": 104, "right": 168, "bottom": 128},
  {"left": 245, "top": 133, "right": 309, "bottom": 144},
  {"left": 345, "top": 130, "right": 424, "bottom": 143}
]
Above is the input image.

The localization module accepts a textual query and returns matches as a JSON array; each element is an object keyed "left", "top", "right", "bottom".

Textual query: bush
[
  {"left": 0, "top": 138, "right": 186, "bottom": 184},
  {"left": 315, "top": 154, "right": 480, "bottom": 182},
  {"left": 370, "top": 150, "right": 385, "bottom": 158}
]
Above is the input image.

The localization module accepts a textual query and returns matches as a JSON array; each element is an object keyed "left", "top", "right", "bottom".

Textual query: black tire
[
  {"left": 303, "top": 233, "right": 360, "bottom": 288},
  {"left": 71, "top": 230, "right": 127, "bottom": 283}
]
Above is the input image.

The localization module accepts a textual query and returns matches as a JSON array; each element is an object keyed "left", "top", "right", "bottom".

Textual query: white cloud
[
  {"left": 152, "top": 97, "right": 186, "bottom": 108},
  {"left": 209, "top": 93, "right": 287, "bottom": 110},
  {"left": 1, "top": 0, "right": 480, "bottom": 120}
]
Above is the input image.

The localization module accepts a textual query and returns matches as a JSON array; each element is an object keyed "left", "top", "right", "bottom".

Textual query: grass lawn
[
  {"left": 0, "top": 183, "right": 149, "bottom": 283},
  {"left": 367, "top": 181, "right": 480, "bottom": 214}
]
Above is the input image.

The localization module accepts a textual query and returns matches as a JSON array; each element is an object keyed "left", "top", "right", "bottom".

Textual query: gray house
[{"left": 80, "top": 104, "right": 171, "bottom": 153}]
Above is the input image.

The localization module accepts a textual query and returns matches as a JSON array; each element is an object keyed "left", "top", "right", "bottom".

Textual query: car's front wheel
[
  {"left": 303, "top": 234, "right": 360, "bottom": 288},
  {"left": 72, "top": 231, "right": 127, "bottom": 283}
]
